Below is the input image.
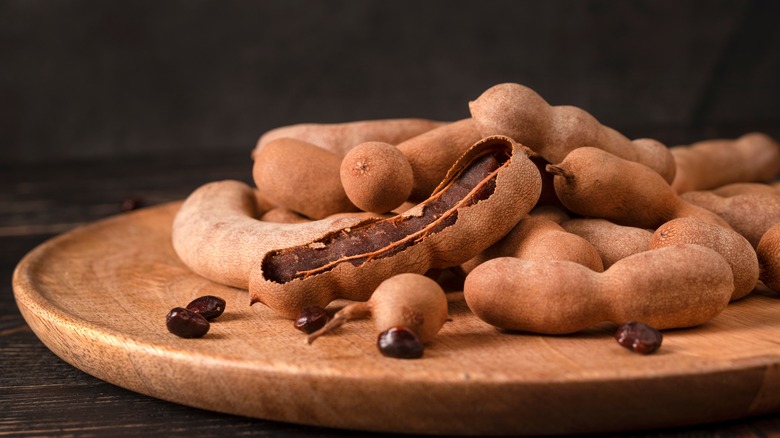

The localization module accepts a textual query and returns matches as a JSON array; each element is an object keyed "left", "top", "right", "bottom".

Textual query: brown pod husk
[
  {"left": 464, "top": 244, "right": 733, "bottom": 335},
  {"left": 253, "top": 118, "right": 447, "bottom": 158},
  {"left": 249, "top": 135, "right": 542, "bottom": 318},
  {"left": 670, "top": 132, "right": 780, "bottom": 194}
]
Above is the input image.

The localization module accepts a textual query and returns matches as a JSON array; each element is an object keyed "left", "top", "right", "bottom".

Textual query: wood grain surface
[{"left": 12, "top": 200, "right": 780, "bottom": 436}]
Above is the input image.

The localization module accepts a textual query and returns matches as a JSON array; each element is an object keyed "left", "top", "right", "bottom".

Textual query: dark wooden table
[{"left": 4, "top": 150, "right": 780, "bottom": 437}]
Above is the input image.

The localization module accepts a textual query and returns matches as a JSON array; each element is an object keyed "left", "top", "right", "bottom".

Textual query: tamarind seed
[
  {"left": 186, "top": 295, "right": 226, "bottom": 320},
  {"left": 377, "top": 326, "right": 424, "bottom": 359},
  {"left": 166, "top": 307, "right": 210, "bottom": 338},
  {"left": 294, "top": 306, "right": 329, "bottom": 334},
  {"left": 615, "top": 321, "right": 663, "bottom": 354},
  {"left": 120, "top": 196, "right": 145, "bottom": 212}
]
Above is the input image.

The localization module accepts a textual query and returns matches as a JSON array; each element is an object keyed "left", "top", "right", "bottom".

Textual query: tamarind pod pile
[
  {"left": 253, "top": 118, "right": 446, "bottom": 158},
  {"left": 174, "top": 80, "right": 780, "bottom": 340},
  {"left": 468, "top": 82, "right": 676, "bottom": 183},
  {"left": 670, "top": 132, "right": 780, "bottom": 194},
  {"left": 463, "top": 244, "right": 734, "bottom": 335},
  {"left": 248, "top": 135, "right": 541, "bottom": 318}
]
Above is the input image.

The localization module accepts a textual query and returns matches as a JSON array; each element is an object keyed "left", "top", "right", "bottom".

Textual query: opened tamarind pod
[
  {"left": 172, "top": 181, "right": 366, "bottom": 290},
  {"left": 546, "top": 147, "right": 731, "bottom": 230},
  {"left": 670, "top": 132, "right": 780, "bottom": 194},
  {"left": 757, "top": 222, "right": 780, "bottom": 292},
  {"left": 650, "top": 217, "right": 759, "bottom": 300},
  {"left": 464, "top": 244, "right": 733, "bottom": 335},
  {"left": 253, "top": 118, "right": 446, "bottom": 158},
  {"left": 681, "top": 189, "right": 780, "bottom": 248},
  {"left": 469, "top": 82, "right": 676, "bottom": 183},
  {"left": 396, "top": 118, "right": 484, "bottom": 202},
  {"left": 461, "top": 206, "right": 603, "bottom": 273},
  {"left": 560, "top": 218, "right": 653, "bottom": 269},
  {"left": 249, "top": 135, "right": 542, "bottom": 318},
  {"left": 253, "top": 137, "right": 359, "bottom": 219}
]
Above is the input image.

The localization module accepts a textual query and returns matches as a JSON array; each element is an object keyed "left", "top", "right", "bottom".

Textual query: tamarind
[
  {"left": 254, "top": 118, "right": 445, "bottom": 158},
  {"left": 468, "top": 82, "right": 676, "bottom": 183},
  {"left": 560, "top": 218, "right": 653, "bottom": 269},
  {"left": 464, "top": 244, "right": 733, "bottom": 334},
  {"left": 546, "top": 147, "right": 731, "bottom": 230},
  {"left": 649, "top": 217, "right": 759, "bottom": 300},
  {"left": 670, "top": 132, "right": 780, "bottom": 194}
]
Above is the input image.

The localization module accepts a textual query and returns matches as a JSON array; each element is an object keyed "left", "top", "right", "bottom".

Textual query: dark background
[
  {"left": 4, "top": 2, "right": 780, "bottom": 435},
  {"left": 2, "top": 0, "right": 779, "bottom": 165}
]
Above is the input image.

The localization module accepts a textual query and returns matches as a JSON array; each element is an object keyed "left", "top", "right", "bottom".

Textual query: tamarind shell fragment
[{"left": 249, "top": 135, "right": 542, "bottom": 318}]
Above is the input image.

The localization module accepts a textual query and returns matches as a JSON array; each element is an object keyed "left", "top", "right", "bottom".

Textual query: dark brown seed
[
  {"left": 166, "top": 307, "right": 210, "bottom": 338},
  {"left": 377, "top": 326, "right": 424, "bottom": 359},
  {"left": 186, "top": 295, "right": 226, "bottom": 320},
  {"left": 294, "top": 306, "right": 329, "bottom": 334},
  {"left": 120, "top": 196, "right": 145, "bottom": 212},
  {"left": 615, "top": 321, "right": 663, "bottom": 354}
]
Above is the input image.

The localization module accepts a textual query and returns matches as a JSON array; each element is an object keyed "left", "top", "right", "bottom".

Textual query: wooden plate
[{"left": 12, "top": 202, "right": 780, "bottom": 435}]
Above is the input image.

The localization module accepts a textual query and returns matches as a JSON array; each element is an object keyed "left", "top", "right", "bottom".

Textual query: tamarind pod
[
  {"left": 260, "top": 207, "right": 310, "bottom": 224},
  {"left": 757, "top": 222, "right": 780, "bottom": 292},
  {"left": 681, "top": 190, "right": 780, "bottom": 248},
  {"left": 462, "top": 207, "right": 604, "bottom": 273},
  {"left": 396, "top": 118, "right": 484, "bottom": 202},
  {"left": 547, "top": 146, "right": 732, "bottom": 230},
  {"left": 464, "top": 244, "right": 733, "bottom": 335},
  {"left": 253, "top": 137, "right": 359, "bottom": 219},
  {"left": 649, "top": 217, "right": 759, "bottom": 300},
  {"left": 254, "top": 118, "right": 446, "bottom": 158},
  {"left": 249, "top": 135, "right": 542, "bottom": 318},
  {"left": 172, "top": 181, "right": 366, "bottom": 290},
  {"left": 468, "top": 82, "right": 676, "bottom": 183},
  {"left": 560, "top": 218, "right": 653, "bottom": 269},
  {"left": 671, "top": 132, "right": 780, "bottom": 194},
  {"left": 711, "top": 182, "right": 780, "bottom": 198}
]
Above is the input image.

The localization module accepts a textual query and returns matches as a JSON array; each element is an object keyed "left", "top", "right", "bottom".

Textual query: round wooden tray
[{"left": 12, "top": 202, "right": 780, "bottom": 435}]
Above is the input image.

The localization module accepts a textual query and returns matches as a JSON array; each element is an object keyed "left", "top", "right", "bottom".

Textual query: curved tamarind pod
[
  {"left": 461, "top": 206, "right": 604, "bottom": 273},
  {"left": 681, "top": 190, "right": 780, "bottom": 248},
  {"left": 260, "top": 207, "right": 310, "bottom": 224},
  {"left": 249, "top": 135, "right": 542, "bottom": 318},
  {"left": 468, "top": 82, "right": 676, "bottom": 183},
  {"left": 396, "top": 118, "right": 484, "bottom": 201},
  {"left": 172, "top": 181, "right": 366, "bottom": 290},
  {"left": 649, "top": 217, "right": 759, "bottom": 301},
  {"left": 464, "top": 244, "right": 733, "bottom": 335},
  {"left": 546, "top": 147, "right": 732, "bottom": 230},
  {"left": 757, "top": 223, "right": 780, "bottom": 292},
  {"left": 671, "top": 133, "right": 780, "bottom": 194},
  {"left": 253, "top": 118, "right": 446, "bottom": 158},
  {"left": 560, "top": 218, "right": 653, "bottom": 269}
]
